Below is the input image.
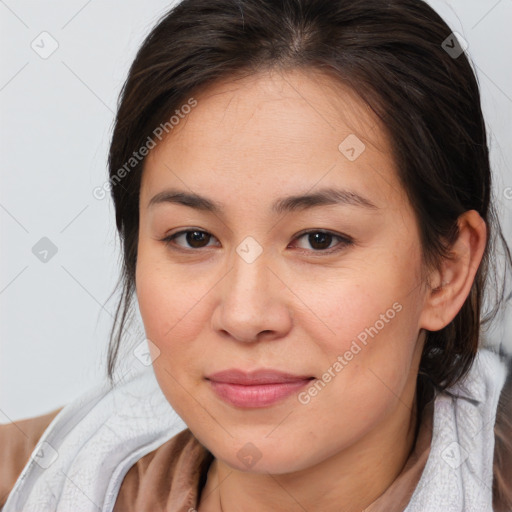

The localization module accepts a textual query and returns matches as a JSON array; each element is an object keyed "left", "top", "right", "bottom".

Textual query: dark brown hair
[{"left": 105, "top": 0, "right": 511, "bottom": 395}]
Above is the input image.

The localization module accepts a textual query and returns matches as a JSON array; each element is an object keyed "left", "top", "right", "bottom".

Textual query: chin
[{"left": 206, "top": 436, "right": 322, "bottom": 475}]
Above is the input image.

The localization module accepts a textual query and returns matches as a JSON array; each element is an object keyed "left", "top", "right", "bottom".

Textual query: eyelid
[
  {"left": 289, "top": 229, "right": 353, "bottom": 255},
  {"left": 160, "top": 228, "right": 353, "bottom": 254},
  {"left": 161, "top": 228, "right": 220, "bottom": 250}
]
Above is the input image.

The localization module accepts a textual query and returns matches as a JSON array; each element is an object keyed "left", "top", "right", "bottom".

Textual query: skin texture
[{"left": 135, "top": 68, "right": 487, "bottom": 512}]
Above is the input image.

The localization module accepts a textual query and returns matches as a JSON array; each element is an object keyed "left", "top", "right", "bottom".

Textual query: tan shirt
[{"left": 1, "top": 371, "right": 510, "bottom": 511}]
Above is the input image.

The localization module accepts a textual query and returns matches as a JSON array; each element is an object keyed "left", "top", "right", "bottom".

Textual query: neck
[{"left": 198, "top": 390, "right": 420, "bottom": 512}]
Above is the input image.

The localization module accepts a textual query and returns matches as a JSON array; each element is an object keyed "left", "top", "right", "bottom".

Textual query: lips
[
  {"left": 206, "top": 368, "right": 314, "bottom": 384},
  {"left": 206, "top": 369, "right": 314, "bottom": 408}
]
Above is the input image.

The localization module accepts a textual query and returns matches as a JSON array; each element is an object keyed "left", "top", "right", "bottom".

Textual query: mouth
[{"left": 205, "top": 369, "right": 315, "bottom": 408}]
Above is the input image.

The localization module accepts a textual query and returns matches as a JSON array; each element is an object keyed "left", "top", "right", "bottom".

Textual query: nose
[{"left": 210, "top": 247, "right": 293, "bottom": 343}]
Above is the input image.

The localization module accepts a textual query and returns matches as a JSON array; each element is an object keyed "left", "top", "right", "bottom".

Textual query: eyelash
[{"left": 160, "top": 229, "right": 353, "bottom": 256}]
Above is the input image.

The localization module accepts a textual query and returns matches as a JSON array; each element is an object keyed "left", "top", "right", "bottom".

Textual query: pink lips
[{"left": 206, "top": 369, "right": 314, "bottom": 408}]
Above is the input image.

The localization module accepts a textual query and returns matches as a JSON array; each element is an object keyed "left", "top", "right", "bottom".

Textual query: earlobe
[{"left": 419, "top": 210, "right": 487, "bottom": 332}]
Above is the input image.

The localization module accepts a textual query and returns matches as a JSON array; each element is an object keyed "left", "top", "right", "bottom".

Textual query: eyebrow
[{"left": 147, "top": 187, "right": 379, "bottom": 214}]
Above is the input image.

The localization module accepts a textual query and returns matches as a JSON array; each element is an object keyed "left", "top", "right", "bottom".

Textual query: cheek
[
  {"left": 299, "top": 254, "right": 421, "bottom": 353},
  {"left": 294, "top": 286, "right": 421, "bottom": 452},
  {"left": 135, "top": 257, "right": 212, "bottom": 419},
  {"left": 297, "top": 244, "right": 424, "bottom": 399},
  {"left": 306, "top": 288, "right": 418, "bottom": 402},
  {"left": 135, "top": 252, "right": 218, "bottom": 374},
  {"left": 136, "top": 254, "right": 192, "bottom": 347}
]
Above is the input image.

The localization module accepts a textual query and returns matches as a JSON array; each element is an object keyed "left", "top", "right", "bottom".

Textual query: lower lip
[{"left": 208, "top": 379, "right": 312, "bottom": 408}]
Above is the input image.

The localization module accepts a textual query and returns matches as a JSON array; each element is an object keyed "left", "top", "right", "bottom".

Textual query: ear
[{"left": 419, "top": 210, "right": 487, "bottom": 332}]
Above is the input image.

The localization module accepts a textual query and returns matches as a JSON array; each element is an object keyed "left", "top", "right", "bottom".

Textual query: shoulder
[
  {"left": 493, "top": 352, "right": 512, "bottom": 512},
  {"left": 0, "top": 407, "right": 64, "bottom": 507}
]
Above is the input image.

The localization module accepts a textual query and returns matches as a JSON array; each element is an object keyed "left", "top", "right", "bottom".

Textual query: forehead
[
  {"left": 141, "top": 68, "right": 404, "bottom": 211},
  {"left": 153, "top": 68, "right": 382, "bottom": 153}
]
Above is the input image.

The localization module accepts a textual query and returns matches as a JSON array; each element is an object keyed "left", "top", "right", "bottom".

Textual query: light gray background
[{"left": 1, "top": 0, "right": 511, "bottom": 422}]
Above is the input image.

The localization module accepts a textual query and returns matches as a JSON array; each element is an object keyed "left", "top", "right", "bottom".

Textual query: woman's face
[{"left": 136, "top": 68, "right": 430, "bottom": 473}]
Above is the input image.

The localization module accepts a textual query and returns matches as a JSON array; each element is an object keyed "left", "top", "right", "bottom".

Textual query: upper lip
[{"left": 206, "top": 369, "right": 314, "bottom": 385}]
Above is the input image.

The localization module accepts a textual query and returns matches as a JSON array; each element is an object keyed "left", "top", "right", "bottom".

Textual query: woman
[{"left": 2, "top": 0, "right": 511, "bottom": 511}]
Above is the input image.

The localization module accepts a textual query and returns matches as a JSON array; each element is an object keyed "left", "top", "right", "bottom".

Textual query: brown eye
[
  {"left": 306, "top": 232, "right": 333, "bottom": 250},
  {"left": 161, "top": 228, "right": 353, "bottom": 255},
  {"left": 162, "top": 230, "right": 218, "bottom": 250},
  {"left": 291, "top": 230, "right": 353, "bottom": 254},
  {"left": 184, "top": 230, "right": 212, "bottom": 248}
]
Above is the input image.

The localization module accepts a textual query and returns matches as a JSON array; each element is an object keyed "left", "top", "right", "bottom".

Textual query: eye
[
  {"left": 160, "top": 228, "right": 353, "bottom": 255},
  {"left": 161, "top": 229, "right": 219, "bottom": 250},
  {"left": 290, "top": 230, "right": 353, "bottom": 254}
]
